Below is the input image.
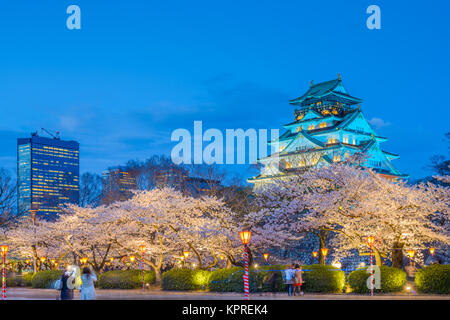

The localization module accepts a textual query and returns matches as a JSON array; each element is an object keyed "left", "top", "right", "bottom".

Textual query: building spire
[
  {"left": 337, "top": 73, "right": 341, "bottom": 80},
  {"left": 310, "top": 80, "right": 314, "bottom": 87}
]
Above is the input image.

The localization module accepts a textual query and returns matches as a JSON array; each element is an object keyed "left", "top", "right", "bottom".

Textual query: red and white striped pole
[
  {"left": 2, "top": 256, "right": 5, "bottom": 300},
  {"left": 1, "top": 245, "right": 8, "bottom": 301},
  {"left": 239, "top": 230, "right": 251, "bottom": 301},
  {"left": 243, "top": 245, "right": 249, "bottom": 300},
  {"left": 370, "top": 246, "right": 373, "bottom": 297}
]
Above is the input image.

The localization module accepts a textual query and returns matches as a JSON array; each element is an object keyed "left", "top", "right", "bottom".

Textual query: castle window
[
  {"left": 343, "top": 137, "right": 349, "bottom": 144},
  {"left": 298, "top": 160, "right": 306, "bottom": 167},
  {"left": 285, "top": 162, "right": 292, "bottom": 169},
  {"left": 352, "top": 137, "right": 356, "bottom": 145},
  {"left": 308, "top": 124, "right": 315, "bottom": 130},
  {"left": 333, "top": 155, "right": 341, "bottom": 162},
  {"left": 319, "top": 122, "right": 327, "bottom": 128},
  {"left": 322, "top": 109, "right": 330, "bottom": 115},
  {"left": 279, "top": 145, "right": 285, "bottom": 152},
  {"left": 328, "top": 137, "right": 336, "bottom": 144},
  {"left": 344, "top": 152, "right": 350, "bottom": 159}
]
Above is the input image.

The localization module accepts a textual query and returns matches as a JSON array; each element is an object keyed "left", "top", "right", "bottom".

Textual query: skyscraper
[
  {"left": 102, "top": 166, "right": 137, "bottom": 204},
  {"left": 17, "top": 133, "right": 80, "bottom": 220}
]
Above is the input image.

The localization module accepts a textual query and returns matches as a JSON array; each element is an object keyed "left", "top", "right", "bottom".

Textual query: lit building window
[
  {"left": 298, "top": 159, "right": 306, "bottom": 167},
  {"left": 352, "top": 137, "right": 356, "bottom": 145},
  {"left": 308, "top": 124, "right": 315, "bottom": 130},
  {"left": 319, "top": 122, "right": 327, "bottom": 128},
  {"left": 333, "top": 155, "right": 341, "bottom": 162},
  {"left": 343, "top": 137, "right": 349, "bottom": 144},
  {"left": 328, "top": 137, "right": 336, "bottom": 144},
  {"left": 285, "top": 162, "right": 292, "bottom": 169}
]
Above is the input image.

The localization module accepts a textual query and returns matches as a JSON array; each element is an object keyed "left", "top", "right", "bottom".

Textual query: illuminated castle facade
[{"left": 249, "top": 75, "right": 408, "bottom": 186}]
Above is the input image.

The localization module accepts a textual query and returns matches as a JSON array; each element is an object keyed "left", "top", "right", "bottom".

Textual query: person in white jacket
[{"left": 80, "top": 267, "right": 97, "bottom": 300}]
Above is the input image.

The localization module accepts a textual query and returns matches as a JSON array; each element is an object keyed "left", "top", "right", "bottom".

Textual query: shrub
[
  {"left": 161, "top": 269, "right": 211, "bottom": 291},
  {"left": 31, "top": 270, "right": 64, "bottom": 289},
  {"left": 348, "top": 266, "right": 406, "bottom": 293},
  {"left": 209, "top": 265, "right": 343, "bottom": 293},
  {"left": 415, "top": 264, "right": 450, "bottom": 294},
  {"left": 98, "top": 270, "right": 156, "bottom": 289},
  {"left": 208, "top": 267, "right": 243, "bottom": 292},
  {"left": 22, "top": 273, "right": 34, "bottom": 286},
  {"left": 6, "top": 276, "right": 23, "bottom": 287},
  {"left": 302, "top": 265, "right": 345, "bottom": 293}
]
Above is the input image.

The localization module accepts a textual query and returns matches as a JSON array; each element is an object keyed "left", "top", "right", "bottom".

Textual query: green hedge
[
  {"left": 98, "top": 270, "right": 156, "bottom": 289},
  {"left": 348, "top": 266, "right": 406, "bottom": 293},
  {"left": 208, "top": 265, "right": 344, "bottom": 293},
  {"left": 161, "top": 269, "right": 211, "bottom": 291},
  {"left": 415, "top": 264, "right": 450, "bottom": 294},
  {"left": 302, "top": 265, "right": 345, "bottom": 293},
  {"left": 6, "top": 273, "right": 38, "bottom": 287},
  {"left": 31, "top": 270, "right": 64, "bottom": 289}
]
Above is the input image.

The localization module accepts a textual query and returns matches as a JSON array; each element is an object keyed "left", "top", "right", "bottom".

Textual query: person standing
[
  {"left": 293, "top": 264, "right": 304, "bottom": 296},
  {"left": 80, "top": 267, "right": 97, "bottom": 300},
  {"left": 59, "top": 268, "right": 74, "bottom": 300},
  {"left": 284, "top": 264, "right": 295, "bottom": 296}
]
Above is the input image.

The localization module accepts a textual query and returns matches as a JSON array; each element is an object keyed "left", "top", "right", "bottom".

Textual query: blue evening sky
[{"left": 0, "top": 0, "right": 449, "bottom": 181}]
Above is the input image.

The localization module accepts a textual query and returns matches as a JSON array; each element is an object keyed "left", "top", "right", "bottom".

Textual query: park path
[{"left": 4, "top": 288, "right": 450, "bottom": 300}]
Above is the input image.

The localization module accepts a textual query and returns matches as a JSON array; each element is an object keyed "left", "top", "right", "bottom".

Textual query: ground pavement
[{"left": 5, "top": 288, "right": 450, "bottom": 300}]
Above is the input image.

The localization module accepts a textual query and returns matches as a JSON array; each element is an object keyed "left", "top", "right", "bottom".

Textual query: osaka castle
[{"left": 248, "top": 75, "right": 408, "bottom": 186}]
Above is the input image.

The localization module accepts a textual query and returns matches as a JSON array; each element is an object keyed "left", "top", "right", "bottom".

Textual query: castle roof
[{"left": 289, "top": 77, "right": 362, "bottom": 106}]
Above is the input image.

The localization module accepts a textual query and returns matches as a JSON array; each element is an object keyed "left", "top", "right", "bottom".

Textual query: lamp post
[
  {"left": 263, "top": 253, "right": 269, "bottom": 264},
  {"left": 407, "top": 250, "right": 415, "bottom": 265},
  {"left": 366, "top": 236, "right": 375, "bottom": 297},
  {"left": 312, "top": 251, "right": 318, "bottom": 262},
  {"left": 139, "top": 245, "right": 146, "bottom": 291},
  {"left": 1, "top": 245, "right": 8, "bottom": 300},
  {"left": 320, "top": 248, "right": 328, "bottom": 265},
  {"left": 429, "top": 248, "right": 435, "bottom": 256},
  {"left": 239, "top": 230, "right": 251, "bottom": 300}
]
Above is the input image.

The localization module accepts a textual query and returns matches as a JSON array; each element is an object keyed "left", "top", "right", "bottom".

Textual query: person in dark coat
[{"left": 60, "top": 269, "right": 74, "bottom": 300}]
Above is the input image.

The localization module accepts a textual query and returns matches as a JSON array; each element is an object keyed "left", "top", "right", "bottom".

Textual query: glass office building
[{"left": 17, "top": 134, "right": 80, "bottom": 220}]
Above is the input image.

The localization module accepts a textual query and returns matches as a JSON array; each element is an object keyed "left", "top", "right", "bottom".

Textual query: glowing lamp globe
[
  {"left": 366, "top": 236, "right": 375, "bottom": 247},
  {"left": 130, "top": 255, "right": 136, "bottom": 263},
  {"left": 183, "top": 251, "right": 190, "bottom": 259},
  {"left": 0, "top": 245, "right": 9, "bottom": 258},
  {"left": 219, "top": 255, "right": 224, "bottom": 261},
  {"left": 110, "top": 257, "right": 114, "bottom": 263},
  {"left": 429, "top": 248, "right": 435, "bottom": 256},
  {"left": 312, "top": 251, "right": 318, "bottom": 258},
  {"left": 239, "top": 230, "right": 252, "bottom": 245},
  {"left": 407, "top": 250, "right": 415, "bottom": 258},
  {"left": 139, "top": 245, "right": 146, "bottom": 253},
  {"left": 321, "top": 248, "right": 329, "bottom": 257},
  {"left": 263, "top": 253, "right": 269, "bottom": 261},
  {"left": 40, "top": 257, "right": 46, "bottom": 263}
]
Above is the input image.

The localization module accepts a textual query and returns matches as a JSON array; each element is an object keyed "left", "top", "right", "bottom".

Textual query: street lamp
[
  {"left": 80, "top": 257, "right": 88, "bottom": 265},
  {"left": 1, "top": 245, "right": 8, "bottom": 300},
  {"left": 407, "top": 250, "right": 415, "bottom": 265},
  {"left": 183, "top": 251, "right": 190, "bottom": 259},
  {"left": 129, "top": 255, "right": 136, "bottom": 263},
  {"left": 40, "top": 256, "right": 47, "bottom": 270},
  {"left": 429, "top": 248, "right": 435, "bottom": 256},
  {"left": 263, "top": 253, "right": 269, "bottom": 263},
  {"left": 366, "top": 236, "right": 375, "bottom": 297},
  {"left": 312, "top": 251, "right": 318, "bottom": 259},
  {"left": 139, "top": 245, "right": 146, "bottom": 291},
  {"left": 239, "top": 230, "right": 251, "bottom": 300},
  {"left": 320, "top": 248, "right": 328, "bottom": 264}
]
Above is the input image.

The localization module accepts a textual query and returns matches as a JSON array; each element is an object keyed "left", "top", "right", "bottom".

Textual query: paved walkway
[{"left": 5, "top": 288, "right": 450, "bottom": 300}]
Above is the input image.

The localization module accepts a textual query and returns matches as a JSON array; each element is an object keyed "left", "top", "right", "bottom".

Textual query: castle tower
[{"left": 248, "top": 76, "right": 408, "bottom": 186}]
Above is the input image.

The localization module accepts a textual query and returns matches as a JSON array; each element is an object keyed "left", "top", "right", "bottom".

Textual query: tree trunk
[
  {"left": 373, "top": 247, "right": 382, "bottom": 267},
  {"left": 392, "top": 241, "right": 404, "bottom": 269}
]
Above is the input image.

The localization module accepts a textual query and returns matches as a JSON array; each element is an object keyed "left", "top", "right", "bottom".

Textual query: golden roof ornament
[
  {"left": 337, "top": 73, "right": 341, "bottom": 80},
  {"left": 310, "top": 80, "right": 314, "bottom": 87}
]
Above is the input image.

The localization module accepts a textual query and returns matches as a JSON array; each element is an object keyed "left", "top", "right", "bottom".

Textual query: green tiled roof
[{"left": 289, "top": 78, "right": 362, "bottom": 106}]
